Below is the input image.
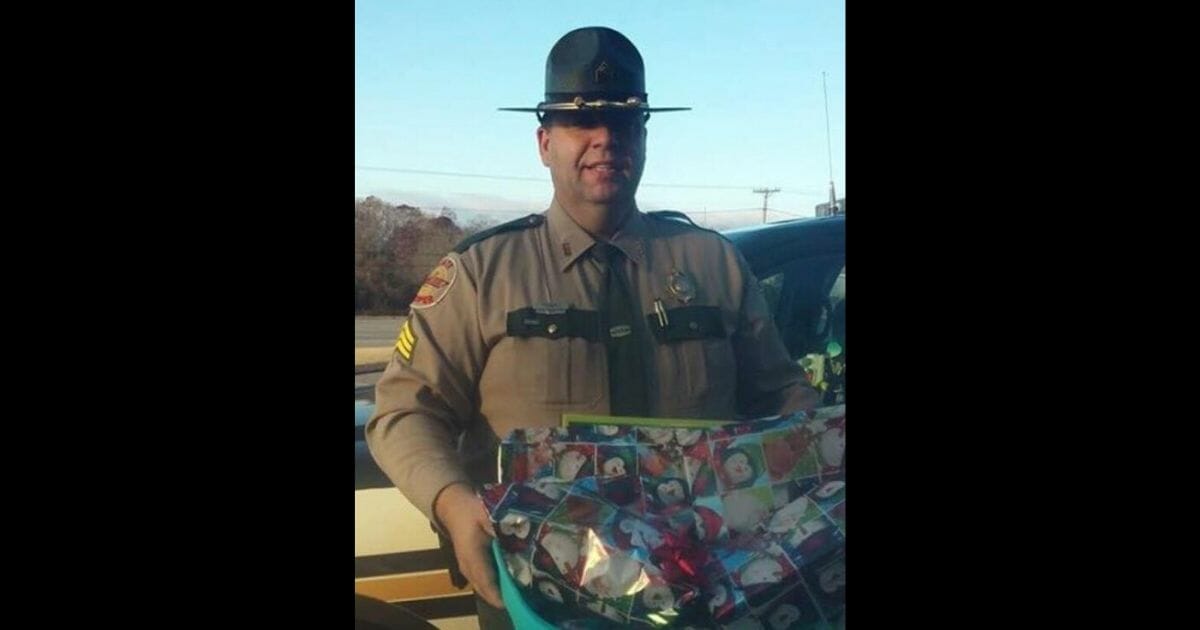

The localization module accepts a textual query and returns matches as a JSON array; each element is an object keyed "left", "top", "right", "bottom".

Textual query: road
[{"left": 355, "top": 316, "right": 405, "bottom": 347}]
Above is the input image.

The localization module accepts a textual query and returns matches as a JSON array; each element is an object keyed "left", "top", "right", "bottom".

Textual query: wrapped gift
[{"left": 487, "top": 409, "right": 845, "bottom": 628}]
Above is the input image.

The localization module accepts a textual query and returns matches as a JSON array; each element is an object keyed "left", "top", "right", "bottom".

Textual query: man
[{"left": 366, "top": 26, "right": 819, "bottom": 628}]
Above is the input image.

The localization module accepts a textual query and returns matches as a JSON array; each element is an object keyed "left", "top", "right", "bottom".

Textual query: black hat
[{"left": 499, "top": 27, "right": 690, "bottom": 115}]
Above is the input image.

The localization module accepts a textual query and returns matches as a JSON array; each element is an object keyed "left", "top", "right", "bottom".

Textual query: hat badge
[{"left": 594, "top": 60, "right": 614, "bottom": 84}]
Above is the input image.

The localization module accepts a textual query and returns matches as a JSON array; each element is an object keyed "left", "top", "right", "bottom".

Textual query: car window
[
  {"left": 758, "top": 255, "right": 843, "bottom": 357},
  {"left": 760, "top": 271, "right": 785, "bottom": 316},
  {"left": 758, "top": 257, "right": 845, "bottom": 405}
]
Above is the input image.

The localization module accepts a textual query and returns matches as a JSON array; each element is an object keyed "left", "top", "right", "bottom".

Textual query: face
[
  {"left": 586, "top": 551, "right": 643, "bottom": 599},
  {"left": 642, "top": 584, "right": 675, "bottom": 611},
  {"left": 724, "top": 491, "right": 770, "bottom": 533},
  {"left": 818, "top": 429, "right": 845, "bottom": 468},
  {"left": 708, "top": 584, "right": 728, "bottom": 612},
  {"left": 740, "top": 557, "right": 784, "bottom": 587},
  {"left": 724, "top": 451, "right": 754, "bottom": 485},
  {"left": 538, "top": 580, "right": 564, "bottom": 603},
  {"left": 499, "top": 513, "right": 531, "bottom": 539},
  {"left": 603, "top": 456, "right": 627, "bottom": 477},
  {"left": 815, "top": 480, "right": 845, "bottom": 500},
  {"left": 531, "top": 478, "right": 566, "bottom": 500},
  {"left": 695, "top": 507, "right": 724, "bottom": 541},
  {"left": 819, "top": 559, "right": 846, "bottom": 593},
  {"left": 657, "top": 479, "right": 686, "bottom": 505},
  {"left": 505, "top": 552, "right": 533, "bottom": 587},
  {"left": 788, "top": 516, "right": 830, "bottom": 546},
  {"left": 768, "top": 496, "right": 810, "bottom": 533},
  {"left": 542, "top": 531, "right": 580, "bottom": 574},
  {"left": 557, "top": 450, "right": 588, "bottom": 479},
  {"left": 769, "top": 604, "right": 801, "bottom": 629},
  {"left": 621, "top": 517, "right": 663, "bottom": 549},
  {"left": 538, "top": 111, "right": 647, "bottom": 211}
]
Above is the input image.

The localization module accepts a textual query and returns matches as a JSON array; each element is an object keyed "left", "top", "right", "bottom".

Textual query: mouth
[{"left": 583, "top": 159, "right": 629, "bottom": 175}]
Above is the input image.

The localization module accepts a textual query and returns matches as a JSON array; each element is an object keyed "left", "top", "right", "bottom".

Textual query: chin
[{"left": 587, "top": 190, "right": 634, "bottom": 206}]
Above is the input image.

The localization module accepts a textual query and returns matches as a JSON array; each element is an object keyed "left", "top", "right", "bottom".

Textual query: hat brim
[{"left": 498, "top": 105, "right": 690, "bottom": 113}]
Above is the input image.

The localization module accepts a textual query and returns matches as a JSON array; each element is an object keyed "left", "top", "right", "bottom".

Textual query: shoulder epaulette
[
  {"left": 453, "top": 214, "right": 545, "bottom": 253},
  {"left": 645, "top": 210, "right": 722, "bottom": 236}
]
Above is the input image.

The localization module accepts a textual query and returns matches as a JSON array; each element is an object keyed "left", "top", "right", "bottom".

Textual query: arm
[
  {"left": 730, "top": 249, "right": 822, "bottom": 417},
  {"left": 364, "top": 252, "right": 504, "bottom": 607}
]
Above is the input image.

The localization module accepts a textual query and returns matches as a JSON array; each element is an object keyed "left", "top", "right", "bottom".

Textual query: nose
[
  {"left": 590, "top": 124, "right": 619, "bottom": 150},
  {"left": 589, "top": 120, "right": 638, "bottom": 150}
]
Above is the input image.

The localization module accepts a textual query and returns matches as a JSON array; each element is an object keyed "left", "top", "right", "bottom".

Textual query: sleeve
[
  {"left": 364, "top": 251, "right": 489, "bottom": 524},
  {"left": 729, "top": 247, "right": 822, "bottom": 417}
]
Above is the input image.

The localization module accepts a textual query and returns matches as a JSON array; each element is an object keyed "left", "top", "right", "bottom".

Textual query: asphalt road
[{"left": 356, "top": 316, "right": 405, "bottom": 348}]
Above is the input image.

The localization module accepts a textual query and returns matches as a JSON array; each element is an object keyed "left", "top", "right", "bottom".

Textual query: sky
[{"left": 355, "top": 0, "right": 844, "bottom": 230}]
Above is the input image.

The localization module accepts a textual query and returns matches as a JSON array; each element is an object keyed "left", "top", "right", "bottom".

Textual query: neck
[{"left": 557, "top": 197, "right": 637, "bottom": 239}]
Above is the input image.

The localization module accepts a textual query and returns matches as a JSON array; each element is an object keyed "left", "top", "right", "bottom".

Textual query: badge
[{"left": 666, "top": 269, "right": 696, "bottom": 304}]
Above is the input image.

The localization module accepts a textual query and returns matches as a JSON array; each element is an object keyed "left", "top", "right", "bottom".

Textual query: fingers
[
  {"left": 440, "top": 487, "right": 504, "bottom": 608},
  {"left": 457, "top": 535, "right": 505, "bottom": 609}
]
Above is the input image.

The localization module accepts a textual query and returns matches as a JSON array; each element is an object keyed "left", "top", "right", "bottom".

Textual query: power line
[
  {"left": 370, "top": 204, "right": 808, "bottom": 221},
  {"left": 702, "top": 207, "right": 775, "bottom": 214},
  {"left": 356, "top": 166, "right": 545, "bottom": 183},
  {"left": 355, "top": 165, "right": 821, "bottom": 193},
  {"left": 644, "top": 182, "right": 771, "bottom": 191}
]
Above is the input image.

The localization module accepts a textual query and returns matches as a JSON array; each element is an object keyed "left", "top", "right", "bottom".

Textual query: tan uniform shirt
[{"left": 367, "top": 201, "right": 815, "bottom": 522}]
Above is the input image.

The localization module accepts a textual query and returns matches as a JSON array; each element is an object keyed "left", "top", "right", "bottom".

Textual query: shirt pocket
[
  {"left": 505, "top": 307, "right": 604, "bottom": 406},
  {"left": 647, "top": 306, "right": 736, "bottom": 414}
]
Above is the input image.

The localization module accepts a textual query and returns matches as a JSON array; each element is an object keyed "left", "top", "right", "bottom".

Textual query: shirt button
[
  {"left": 547, "top": 324, "right": 559, "bottom": 334},
  {"left": 689, "top": 321, "right": 699, "bottom": 330}
]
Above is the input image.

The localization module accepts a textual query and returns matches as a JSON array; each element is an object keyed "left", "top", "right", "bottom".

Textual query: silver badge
[{"left": 666, "top": 270, "right": 696, "bottom": 304}]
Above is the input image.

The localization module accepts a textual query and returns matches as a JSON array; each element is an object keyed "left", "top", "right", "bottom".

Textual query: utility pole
[{"left": 753, "top": 188, "right": 781, "bottom": 224}]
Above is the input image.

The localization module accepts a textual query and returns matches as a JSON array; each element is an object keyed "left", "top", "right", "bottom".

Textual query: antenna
[{"left": 823, "top": 72, "right": 838, "bottom": 214}]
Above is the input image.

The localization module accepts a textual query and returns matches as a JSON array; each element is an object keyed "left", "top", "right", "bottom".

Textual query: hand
[
  {"left": 789, "top": 381, "right": 823, "bottom": 413},
  {"left": 434, "top": 482, "right": 504, "bottom": 608},
  {"left": 801, "top": 383, "right": 823, "bottom": 411}
]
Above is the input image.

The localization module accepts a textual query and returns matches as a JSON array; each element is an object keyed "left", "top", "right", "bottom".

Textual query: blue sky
[{"left": 355, "top": 1, "right": 844, "bottom": 229}]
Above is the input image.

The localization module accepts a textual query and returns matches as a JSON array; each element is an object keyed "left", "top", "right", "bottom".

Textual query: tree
[{"left": 355, "top": 197, "right": 499, "bottom": 314}]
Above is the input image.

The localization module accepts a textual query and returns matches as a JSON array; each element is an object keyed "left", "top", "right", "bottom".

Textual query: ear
[{"left": 537, "top": 126, "right": 552, "bottom": 166}]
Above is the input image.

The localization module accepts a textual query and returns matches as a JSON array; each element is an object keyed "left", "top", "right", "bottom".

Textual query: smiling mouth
[{"left": 583, "top": 160, "right": 628, "bottom": 174}]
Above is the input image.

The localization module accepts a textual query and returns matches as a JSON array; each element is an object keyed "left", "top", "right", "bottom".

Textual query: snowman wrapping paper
[{"left": 483, "top": 408, "right": 845, "bottom": 628}]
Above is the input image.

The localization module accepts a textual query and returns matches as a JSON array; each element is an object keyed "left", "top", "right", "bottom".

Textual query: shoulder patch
[
  {"left": 410, "top": 255, "right": 458, "bottom": 310},
  {"left": 453, "top": 214, "right": 544, "bottom": 253}
]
